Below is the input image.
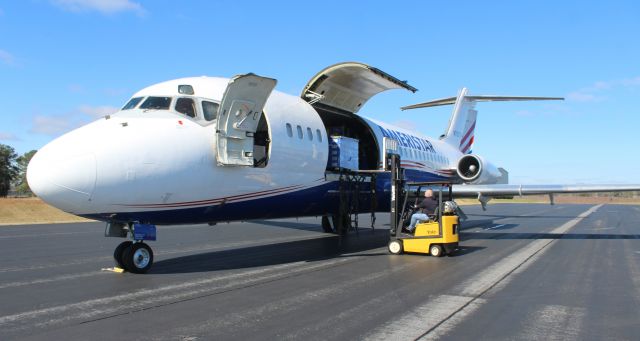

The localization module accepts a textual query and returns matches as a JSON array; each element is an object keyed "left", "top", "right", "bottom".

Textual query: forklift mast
[{"left": 388, "top": 152, "right": 403, "bottom": 237}]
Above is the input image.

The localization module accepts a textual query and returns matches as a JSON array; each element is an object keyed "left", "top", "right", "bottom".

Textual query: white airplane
[{"left": 26, "top": 62, "right": 640, "bottom": 273}]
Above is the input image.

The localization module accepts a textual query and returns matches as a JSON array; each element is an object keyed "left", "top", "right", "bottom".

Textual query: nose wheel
[{"left": 113, "top": 241, "right": 154, "bottom": 274}]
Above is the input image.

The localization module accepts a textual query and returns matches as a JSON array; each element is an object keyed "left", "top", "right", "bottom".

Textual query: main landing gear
[{"left": 106, "top": 222, "right": 156, "bottom": 274}]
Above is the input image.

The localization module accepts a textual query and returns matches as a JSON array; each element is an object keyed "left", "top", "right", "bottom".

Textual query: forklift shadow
[{"left": 151, "top": 229, "right": 391, "bottom": 274}]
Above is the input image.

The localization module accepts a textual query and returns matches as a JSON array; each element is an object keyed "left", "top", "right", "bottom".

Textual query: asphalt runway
[{"left": 1, "top": 203, "right": 640, "bottom": 340}]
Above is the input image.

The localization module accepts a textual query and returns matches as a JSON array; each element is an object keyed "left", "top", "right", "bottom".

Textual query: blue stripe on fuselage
[{"left": 82, "top": 170, "right": 450, "bottom": 225}]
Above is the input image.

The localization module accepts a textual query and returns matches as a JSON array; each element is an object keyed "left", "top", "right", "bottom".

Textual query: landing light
[{"left": 178, "top": 84, "right": 194, "bottom": 95}]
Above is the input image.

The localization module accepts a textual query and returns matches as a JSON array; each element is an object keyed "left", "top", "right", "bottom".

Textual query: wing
[{"left": 452, "top": 184, "right": 640, "bottom": 209}]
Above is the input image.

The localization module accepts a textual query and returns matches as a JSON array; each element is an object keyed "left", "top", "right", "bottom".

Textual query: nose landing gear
[
  {"left": 113, "top": 241, "right": 154, "bottom": 274},
  {"left": 107, "top": 222, "right": 156, "bottom": 274}
]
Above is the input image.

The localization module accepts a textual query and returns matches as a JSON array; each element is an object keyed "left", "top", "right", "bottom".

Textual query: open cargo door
[
  {"left": 301, "top": 62, "right": 417, "bottom": 114},
  {"left": 216, "top": 73, "right": 276, "bottom": 166}
]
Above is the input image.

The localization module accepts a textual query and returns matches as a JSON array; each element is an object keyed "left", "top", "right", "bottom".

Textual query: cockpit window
[
  {"left": 175, "top": 98, "right": 196, "bottom": 118},
  {"left": 122, "top": 97, "right": 143, "bottom": 110},
  {"left": 140, "top": 97, "right": 172, "bottom": 110},
  {"left": 202, "top": 101, "right": 219, "bottom": 121}
]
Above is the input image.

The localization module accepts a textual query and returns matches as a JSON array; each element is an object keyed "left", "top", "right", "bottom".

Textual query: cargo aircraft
[{"left": 27, "top": 62, "right": 640, "bottom": 273}]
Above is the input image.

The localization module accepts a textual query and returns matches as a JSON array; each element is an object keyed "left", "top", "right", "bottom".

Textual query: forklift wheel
[
  {"left": 429, "top": 244, "right": 444, "bottom": 257},
  {"left": 388, "top": 240, "right": 403, "bottom": 255}
]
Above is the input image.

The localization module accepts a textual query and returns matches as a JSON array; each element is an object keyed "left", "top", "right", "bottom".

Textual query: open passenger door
[
  {"left": 216, "top": 73, "right": 277, "bottom": 166},
  {"left": 301, "top": 62, "right": 417, "bottom": 114}
]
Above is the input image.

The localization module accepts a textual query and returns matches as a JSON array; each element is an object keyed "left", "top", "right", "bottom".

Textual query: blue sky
[{"left": 1, "top": 0, "right": 639, "bottom": 184}]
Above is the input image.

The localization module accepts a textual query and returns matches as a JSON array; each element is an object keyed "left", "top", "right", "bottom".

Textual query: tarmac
[{"left": 1, "top": 203, "right": 639, "bottom": 340}]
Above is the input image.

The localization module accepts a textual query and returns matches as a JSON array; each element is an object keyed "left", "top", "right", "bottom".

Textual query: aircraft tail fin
[{"left": 401, "top": 89, "right": 563, "bottom": 154}]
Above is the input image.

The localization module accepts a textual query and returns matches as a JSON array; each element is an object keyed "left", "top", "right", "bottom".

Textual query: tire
[
  {"left": 430, "top": 244, "right": 444, "bottom": 257},
  {"left": 113, "top": 241, "right": 133, "bottom": 269},
  {"left": 123, "top": 243, "right": 154, "bottom": 274},
  {"left": 388, "top": 240, "right": 403, "bottom": 255}
]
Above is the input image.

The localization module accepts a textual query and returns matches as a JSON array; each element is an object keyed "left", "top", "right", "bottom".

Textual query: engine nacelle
[{"left": 456, "top": 154, "right": 503, "bottom": 184}]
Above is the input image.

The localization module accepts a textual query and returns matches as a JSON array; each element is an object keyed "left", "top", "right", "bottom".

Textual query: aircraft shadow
[
  {"left": 251, "top": 219, "right": 378, "bottom": 233},
  {"left": 152, "top": 229, "right": 391, "bottom": 274},
  {"left": 250, "top": 219, "right": 324, "bottom": 232}
]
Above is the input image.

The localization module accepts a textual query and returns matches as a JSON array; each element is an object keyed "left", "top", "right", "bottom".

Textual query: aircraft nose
[{"left": 27, "top": 139, "right": 97, "bottom": 214}]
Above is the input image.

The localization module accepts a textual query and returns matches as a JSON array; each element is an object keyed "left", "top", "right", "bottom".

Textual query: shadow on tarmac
[
  {"left": 462, "top": 232, "right": 640, "bottom": 240},
  {"left": 250, "top": 219, "right": 323, "bottom": 232},
  {"left": 151, "top": 229, "right": 391, "bottom": 274},
  {"left": 466, "top": 214, "right": 582, "bottom": 220},
  {"left": 460, "top": 221, "right": 520, "bottom": 231}
]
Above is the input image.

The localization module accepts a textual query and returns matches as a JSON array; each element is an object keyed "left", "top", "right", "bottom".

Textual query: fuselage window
[
  {"left": 286, "top": 123, "right": 293, "bottom": 137},
  {"left": 316, "top": 129, "right": 322, "bottom": 142},
  {"left": 175, "top": 98, "right": 196, "bottom": 118},
  {"left": 306, "top": 127, "right": 313, "bottom": 141},
  {"left": 122, "top": 97, "right": 143, "bottom": 110},
  {"left": 202, "top": 100, "right": 219, "bottom": 121},
  {"left": 140, "top": 96, "right": 172, "bottom": 110},
  {"left": 297, "top": 125, "right": 303, "bottom": 139}
]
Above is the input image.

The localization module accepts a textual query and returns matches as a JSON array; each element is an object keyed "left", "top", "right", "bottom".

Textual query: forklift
[{"left": 386, "top": 153, "right": 459, "bottom": 257}]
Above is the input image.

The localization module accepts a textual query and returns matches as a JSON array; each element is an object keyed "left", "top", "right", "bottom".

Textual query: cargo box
[{"left": 328, "top": 136, "right": 359, "bottom": 170}]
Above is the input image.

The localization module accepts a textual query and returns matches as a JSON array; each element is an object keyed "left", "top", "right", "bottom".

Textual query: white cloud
[
  {"left": 0, "top": 49, "right": 15, "bottom": 65},
  {"left": 0, "top": 132, "right": 19, "bottom": 141},
  {"left": 30, "top": 114, "right": 81, "bottom": 136},
  {"left": 566, "top": 76, "right": 640, "bottom": 103},
  {"left": 51, "top": 0, "right": 146, "bottom": 15},
  {"left": 78, "top": 105, "right": 119, "bottom": 118},
  {"left": 29, "top": 104, "right": 119, "bottom": 136},
  {"left": 621, "top": 76, "right": 640, "bottom": 87},
  {"left": 566, "top": 91, "right": 604, "bottom": 103}
]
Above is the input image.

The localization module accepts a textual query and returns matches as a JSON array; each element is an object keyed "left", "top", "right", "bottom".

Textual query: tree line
[{"left": 0, "top": 144, "right": 37, "bottom": 197}]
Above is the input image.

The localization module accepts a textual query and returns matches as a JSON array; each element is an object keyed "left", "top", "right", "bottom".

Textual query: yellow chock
[{"left": 101, "top": 267, "right": 125, "bottom": 273}]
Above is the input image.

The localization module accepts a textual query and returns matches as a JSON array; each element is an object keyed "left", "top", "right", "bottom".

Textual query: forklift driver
[{"left": 406, "top": 189, "right": 438, "bottom": 233}]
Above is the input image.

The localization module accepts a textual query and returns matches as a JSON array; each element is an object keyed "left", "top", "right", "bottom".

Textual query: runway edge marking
[{"left": 364, "top": 204, "right": 603, "bottom": 341}]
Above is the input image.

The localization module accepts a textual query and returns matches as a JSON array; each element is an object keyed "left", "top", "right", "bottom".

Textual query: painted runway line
[{"left": 365, "top": 204, "right": 602, "bottom": 341}]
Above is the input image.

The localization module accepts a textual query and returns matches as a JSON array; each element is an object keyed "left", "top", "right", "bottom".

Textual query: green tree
[
  {"left": 15, "top": 150, "right": 37, "bottom": 196},
  {"left": 0, "top": 144, "right": 19, "bottom": 197}
]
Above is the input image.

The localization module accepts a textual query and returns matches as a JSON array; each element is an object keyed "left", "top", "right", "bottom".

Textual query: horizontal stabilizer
[{"left": 401, "top": 95, "right": 564, "bottom": 110}]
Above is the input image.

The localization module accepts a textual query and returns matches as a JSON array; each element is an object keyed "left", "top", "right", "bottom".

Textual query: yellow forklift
[{"left": 386, "top": 154, "right": 459, "bottom": 256}]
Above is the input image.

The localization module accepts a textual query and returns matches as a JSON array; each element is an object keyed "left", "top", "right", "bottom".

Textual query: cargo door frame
[{"left": 301, "top": 62, "right": 417, "bottom": 171}]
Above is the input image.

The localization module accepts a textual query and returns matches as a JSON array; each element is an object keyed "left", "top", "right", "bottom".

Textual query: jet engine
[{"left": 456, "top": 154, "right": 503, "bottom": 184}]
